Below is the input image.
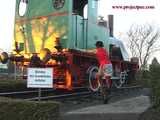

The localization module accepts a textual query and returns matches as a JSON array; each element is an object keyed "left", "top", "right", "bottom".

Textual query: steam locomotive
[{"left": 0, "top": 0, "right": 138, "bottom": 91}]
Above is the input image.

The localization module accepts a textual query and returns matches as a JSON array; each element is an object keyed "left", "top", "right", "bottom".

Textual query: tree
[
  {"left": 151, "top": 57, "right": 159, "bottom": 66},
  {"left": 126, "top": 24, "right": 160, "bottom": 70},
  {"left": 149, "top": 57, "right": 160, "bottom": 108}
]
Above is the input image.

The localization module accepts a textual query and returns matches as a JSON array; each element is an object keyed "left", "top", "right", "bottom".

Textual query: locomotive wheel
[
  {"left": 88, "top": 66, "right": 100, "bottom": 92},
  {"left": 113, "top": 71, "right": 127, "bottom": 88},
  {"left": 0, "top": 52, "right": 9, "bottom": 64},
  {"left": 113, "top": 79, "right": 123, "bottom": 88},
  {"left": 120, "top": 71, "right": 127, "bottom": 84}
]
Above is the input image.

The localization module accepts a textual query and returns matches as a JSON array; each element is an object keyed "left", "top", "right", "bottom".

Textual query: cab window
[{"left": 18, "top": 0, "right": 28, "bottom": 16}]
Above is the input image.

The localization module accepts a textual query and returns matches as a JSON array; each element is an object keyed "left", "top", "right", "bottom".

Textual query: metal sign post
[
  {"left": 38, "top": 88, "right": 42, "bottom": 101},
  {"left": 27, "top": 68, "right": 53, "bottom": 101},
  {"left": 14, "top": 62, "right": 17, "bottom": 80}
]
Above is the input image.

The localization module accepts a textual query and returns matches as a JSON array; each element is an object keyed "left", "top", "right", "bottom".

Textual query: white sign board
[{"left": 27, "top": 68, "right": 53, "bottom": 88}]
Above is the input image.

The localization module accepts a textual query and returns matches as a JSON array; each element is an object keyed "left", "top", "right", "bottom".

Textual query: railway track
[
  {"left": 0, "top": 87, "right": 90, "bottom": 100},
  {"left": 111, "top": 85, "right": 142, "bottom": 94},
  {"left": 25, "top": 91, "right": 92, "bottom": 101},
  {"left": 0, "top": 85, "right": 144, "bottom": 102},
  {"left": 0, "top": 89, "right": 54, "bottom": 96}
]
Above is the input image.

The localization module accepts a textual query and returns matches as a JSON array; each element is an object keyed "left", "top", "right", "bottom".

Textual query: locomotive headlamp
[{"left": 0, "top": 52, "right": 9, "bottom": 64}]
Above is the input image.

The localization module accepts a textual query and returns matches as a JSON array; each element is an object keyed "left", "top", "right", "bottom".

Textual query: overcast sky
[{"left": 0, "top": 0, "right": 159, "bottom": 61}]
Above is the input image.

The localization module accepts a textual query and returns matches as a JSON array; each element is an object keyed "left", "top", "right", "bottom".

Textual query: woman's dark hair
[{"left": 95, "top": 41, "right": 104, "bottom": 47}]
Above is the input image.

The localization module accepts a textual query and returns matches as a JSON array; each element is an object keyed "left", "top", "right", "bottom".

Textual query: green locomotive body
[
  {"left": 0, "top": 0, "right": 139, "bottom": 90},
  {"left": 14, "top": 0, "right": 109, "bottom": 54}
]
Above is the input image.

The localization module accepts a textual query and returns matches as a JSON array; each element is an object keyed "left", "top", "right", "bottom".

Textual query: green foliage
[
  {"left": 0, "top": 97, "right": 60, "bottom": 120},
  {"left": 0, "top": 79, "right": 27, "bottom": 92},
  {"left": 139, "top": 107, "right": 160, "bottom": 120},
  {"left": 134, "top": 70, "right": 151, "bottom": 87},
  {"left": 149, "top": 63, "right": 160, "bottom": 108}
]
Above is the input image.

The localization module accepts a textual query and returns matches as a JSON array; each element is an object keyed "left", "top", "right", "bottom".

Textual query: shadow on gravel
[{"left": 139, "top": 108, "right": 160, "bottom": 120}]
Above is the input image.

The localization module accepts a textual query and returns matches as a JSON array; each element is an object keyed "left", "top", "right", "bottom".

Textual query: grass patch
[
  {"left": 0, "top": 97, "right": 60, "bottom": 120},
  {"left": 0, "top": 79, "right": 27, "bottom": 92}
]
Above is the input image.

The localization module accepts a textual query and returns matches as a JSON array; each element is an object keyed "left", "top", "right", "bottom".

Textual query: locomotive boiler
[{"left": 0, "top": 0, "right": 139, "bottom": 91}]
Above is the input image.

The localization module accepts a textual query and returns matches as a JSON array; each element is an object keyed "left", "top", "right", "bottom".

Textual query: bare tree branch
[{"left": 125, "top": 24, "right": 160, "bottom": 70}]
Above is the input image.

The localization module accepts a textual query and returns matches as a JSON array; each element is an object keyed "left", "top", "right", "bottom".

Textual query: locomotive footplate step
[{"left": 61, "top": 95, "right": 151, "bottom": 120}]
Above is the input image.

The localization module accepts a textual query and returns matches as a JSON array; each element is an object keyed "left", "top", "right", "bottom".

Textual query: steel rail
[
  {"left": 0, "top": 87, "right": 87, "bottom": 96},
  {"left": 0, "top": 85, "right": 143, "bottom": 102},
  {"left": 0, "top": 89, "right": 54, "bottom": 96},
  {"left": 111, "top": 85, "right": 142, "bottom": 92},
  {"left": 25, "top": 86, "right": 142, "bottom": 101},
  {"left": 117, "top": 85, "right": 142, "bottom": 90},
  {"left": 25, "top": 91, "right": 92, "bottom": 101}
]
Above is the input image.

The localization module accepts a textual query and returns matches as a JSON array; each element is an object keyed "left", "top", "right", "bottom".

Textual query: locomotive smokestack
[{"left": 108, "top": 15, "right": 114, "bottom": 37}]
